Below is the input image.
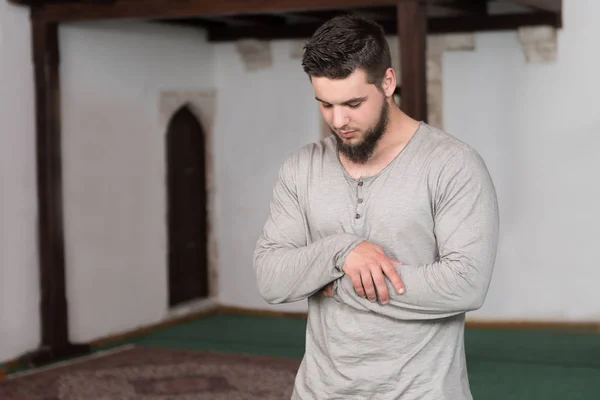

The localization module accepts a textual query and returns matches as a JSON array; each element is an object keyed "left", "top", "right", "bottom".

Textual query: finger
[
  {"left": 370, "top": 268, "right": 389, "bottom": 304},
  {"left": 361, "top": 269, "right": 377, "bottom": 302},
  {"left": 349, "top": 273, "right": 366, "bottom": 298},
  {"left": 382, "top": 258, "right": 405, "bottom": 294}
]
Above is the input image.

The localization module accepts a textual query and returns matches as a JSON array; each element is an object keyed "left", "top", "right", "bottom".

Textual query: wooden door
[{"left": 166, "top": 106, "right": 209, "bottom": 307}]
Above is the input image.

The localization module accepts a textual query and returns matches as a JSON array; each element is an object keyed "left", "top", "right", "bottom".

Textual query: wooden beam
[
  {"left": 351, "top": 2, "right": 487, "bottom": 20},
  {"left": 229, "top": 14, "right": 289, "bottom": 26},
  {"left": 434, "top": 0, "right": 487, "bottom": 15},
  {"left": 7, "top": 0, "right": 57, "bottom": 4},
  {"left": 32, "top": 16, "right": 67, "bottom": 356},
  {"left": 202, "top": 13, "right": 288, "bottom": 27},
  {"left": 289, "top": 9, "right": 360, "bottom": 22},
  {"left": 206, "top": 11, "right": 561, "bottom": 41},
  {"left": 157, "top": 17, "right": 228, "bottom": 30},
  {"left": 503, "top": 0, "right": 561, "bottom": 13},
  {"left": 289, "top": 2, "right": 485, "bottom": 23},
  {"left": 397, "top": 0, "right": 428, "bottom": 122},
  {"left": 35, "top": 0, "right": 397, "bottom": 23},
  {"left": 30, "top": 16, "right": 90, "bottom": 366},
  {"left": 428, "top": 10, "right": 560, "bottom": 32}
]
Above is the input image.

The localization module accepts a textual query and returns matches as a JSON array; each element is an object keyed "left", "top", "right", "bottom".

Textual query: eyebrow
[{"left": 315, "top": 96, "right": 368, "bottom": 105}]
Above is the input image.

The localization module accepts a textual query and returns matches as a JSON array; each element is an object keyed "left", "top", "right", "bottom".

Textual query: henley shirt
[{"left": 253, "top": 122, "right": 500, "bottom": 399}]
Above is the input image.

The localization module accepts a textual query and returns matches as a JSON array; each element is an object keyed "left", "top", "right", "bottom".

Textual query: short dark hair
[{"left": 301, "top": 14, "right": 392, "bottom": 87}]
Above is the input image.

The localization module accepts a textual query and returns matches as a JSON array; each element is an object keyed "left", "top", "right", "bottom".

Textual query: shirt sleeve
[
  {"left": 253, "top": 152, "right": 364, "bottom": 304},
  {"left": 333, "top": 146, "right": 500, "bottom": 320}
]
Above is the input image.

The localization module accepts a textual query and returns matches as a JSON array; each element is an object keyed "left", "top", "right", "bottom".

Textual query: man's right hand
[{"left": 342, "top": 241, "right": 404, "bottom": 304}]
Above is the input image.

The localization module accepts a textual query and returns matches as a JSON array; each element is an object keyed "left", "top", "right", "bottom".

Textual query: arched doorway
[{"left": 166, "top": 105, "right": 209, "bottom": 307}]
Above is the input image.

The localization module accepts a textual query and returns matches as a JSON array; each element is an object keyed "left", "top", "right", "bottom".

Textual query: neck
[
  {"left": 338, "top": 102, "right": 421, "bottom": 178},
  {"left": 364, "top": 103, "right": 421, "bottom": 166}
]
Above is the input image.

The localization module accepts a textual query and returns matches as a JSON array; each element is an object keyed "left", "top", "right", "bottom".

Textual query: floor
[
  {"left": 5, "top": 312, "right": 600, "bottom": 399},
  {"left": 94, "top": 312, "right": 600, "bottom": 399}
]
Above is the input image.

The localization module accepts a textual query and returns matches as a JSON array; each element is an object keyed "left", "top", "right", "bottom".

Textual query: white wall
[
  {"left": 1, "top": 0, "right": 598, "bottom": 364},
  {"left": 444, "top": 0, "right": 600, "bottom": 322},
  {"left": 59, "top": 21, "right": 215, "bottom": 342},
  {"left": 0, "top": 2, "right": 40, "bottom": 363},
  {"left": 213, "top": 40, "right": 320, "bottom": 313},
  {"left": 1, "top": 11, "right": 218, "bottom": 361}
]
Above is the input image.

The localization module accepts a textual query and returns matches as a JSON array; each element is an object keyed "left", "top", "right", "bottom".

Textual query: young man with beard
[{"left": 253, "top": 14, "right": 499, "bottom": 400}]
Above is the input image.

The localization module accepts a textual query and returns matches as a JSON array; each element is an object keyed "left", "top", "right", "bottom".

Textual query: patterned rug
[{"left": 0, "top": 345, "right": 302, "bottom": 399}]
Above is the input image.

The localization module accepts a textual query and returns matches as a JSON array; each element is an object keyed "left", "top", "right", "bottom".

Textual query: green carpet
[
  {"left": 99, "top": 313, "right": 308, "bottom": 359},
  {"left": 7, "top": 313, "right": 600, "bottom": 399},
  {"left": 92, "top": 313, "right": 600, "bottom": 399}
]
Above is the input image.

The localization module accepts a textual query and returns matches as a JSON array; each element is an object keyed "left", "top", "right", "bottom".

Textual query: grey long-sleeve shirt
[{"left": 253, "top": 122, "right": 499, "bottom": 400}]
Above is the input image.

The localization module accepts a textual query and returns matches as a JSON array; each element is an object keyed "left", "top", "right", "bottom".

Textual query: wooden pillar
[
  {"left": 397, "top": 0, "right": 428, "bottom": 122},
  {"left": 30, "top": 15, "right": 89, "bottom": 365}
]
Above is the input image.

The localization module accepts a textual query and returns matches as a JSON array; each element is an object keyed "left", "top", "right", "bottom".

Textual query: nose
[{"left": 332, "top": 106, "right": 349, "bottom": 130}]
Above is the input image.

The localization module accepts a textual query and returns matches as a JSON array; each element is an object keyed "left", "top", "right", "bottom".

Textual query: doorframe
[{"left": 160, "top": 90, "right": 220, "bottom": 302}]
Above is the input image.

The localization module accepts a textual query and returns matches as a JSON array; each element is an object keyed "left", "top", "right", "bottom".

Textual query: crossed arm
[
  {"left": 253, "top": 154, "right": 365, "bottom": 304},
  {"left": 253, "top": 147, "right": 499, "bottom": 320}
]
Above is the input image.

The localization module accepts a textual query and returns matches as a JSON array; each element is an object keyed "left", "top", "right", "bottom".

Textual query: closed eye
[
  {"left": 316, "top": 96, "right": 367, "bottom": 109},
  {"left": 321, "top": 102, "right": 361, "bottom": 109}
]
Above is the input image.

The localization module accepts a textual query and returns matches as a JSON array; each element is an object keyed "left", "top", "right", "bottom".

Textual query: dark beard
[{"left": 333, "top": 100, "right": 389, "bottom": 164}]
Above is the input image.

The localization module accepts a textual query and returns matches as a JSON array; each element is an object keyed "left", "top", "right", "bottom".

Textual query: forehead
[{"left": 311, "top": 69, "right": 374, "bottom": 104}]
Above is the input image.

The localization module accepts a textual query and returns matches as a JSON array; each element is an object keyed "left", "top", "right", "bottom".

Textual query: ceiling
[
  {"left": 9, "top": 0, "right": 563, "bottom": 42},
  {"left": 160, "top": 0, "right": 563, "bottom": 41}
]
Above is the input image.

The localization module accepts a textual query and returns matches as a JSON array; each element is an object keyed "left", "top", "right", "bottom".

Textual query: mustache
[{"left": 336, "top": 127, "right": 359, "bottom": 133}]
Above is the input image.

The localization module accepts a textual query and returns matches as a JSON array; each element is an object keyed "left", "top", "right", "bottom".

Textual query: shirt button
[
  {"left": 358, "top": 181, "right": 364, "bottom": 186},
  {"left": 355, "top": 214, "right": 361, "bottom": 219},
  {"left": 358, "top": 198, "right": 363, "bottom": 203}
]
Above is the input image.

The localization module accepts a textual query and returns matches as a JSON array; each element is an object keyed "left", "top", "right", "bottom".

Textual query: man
[{"left": 253, "top": 14, "right": 499, "bottom": 400}]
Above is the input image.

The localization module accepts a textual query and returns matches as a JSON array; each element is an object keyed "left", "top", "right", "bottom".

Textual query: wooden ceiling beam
[
  {"left": 8, "top": 0, "right": 119, "bottom": 5},
  {"left": 428, "top": 0, "right": 485, "bottom": 10},
  {"left": 287, "top": 9, "right": 356, "bottom": 22},
  {"left": 429, "top": 9, "right": 560, "bottom": 31},
  {"left": 29, "top": 0, "right": 398, "bottom": 23},
  {"left": 180, "top": 13, "right": 288, "bottom": 28},
  {"left": 206, "top": 11, "right": 561, "bottom": 41},
  {"left": 284, "top": 2, "right": 486, "bottom": 24},
  {"left": 291, "top": 2, "right": 485, "bottom": 23},
  {"left": 434, "top": 0, "right": 487, "bottom": 15},
  {"left": 8, "top": 0, "right": 564, "bottom": 18},
  {"left": 502, "top": 0, "right": 561, "bottom": 13},
  {"left": 157, "top": 17, "right": 228, "bottom": 30},
  {"left": 216, "top": 14, "right": 288, "bottom": 26},
  {"left": 354, "top": 2, "right": 488, "bottom": 20}
]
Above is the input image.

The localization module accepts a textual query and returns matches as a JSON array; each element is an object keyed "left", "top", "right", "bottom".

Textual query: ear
[{"left": 381, "top": 67, "right": 397, "bottom": 98}]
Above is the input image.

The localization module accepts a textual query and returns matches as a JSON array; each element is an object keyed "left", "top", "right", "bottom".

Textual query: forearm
[
  {"left": 254, "top": 233, "right": 363, "bottom": 304},
  {"left": 334, "top": 145, "right": 500, "bottom": 320},
  {"left": 334, "top": 257, "right": 494, "bottom": 320}
]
